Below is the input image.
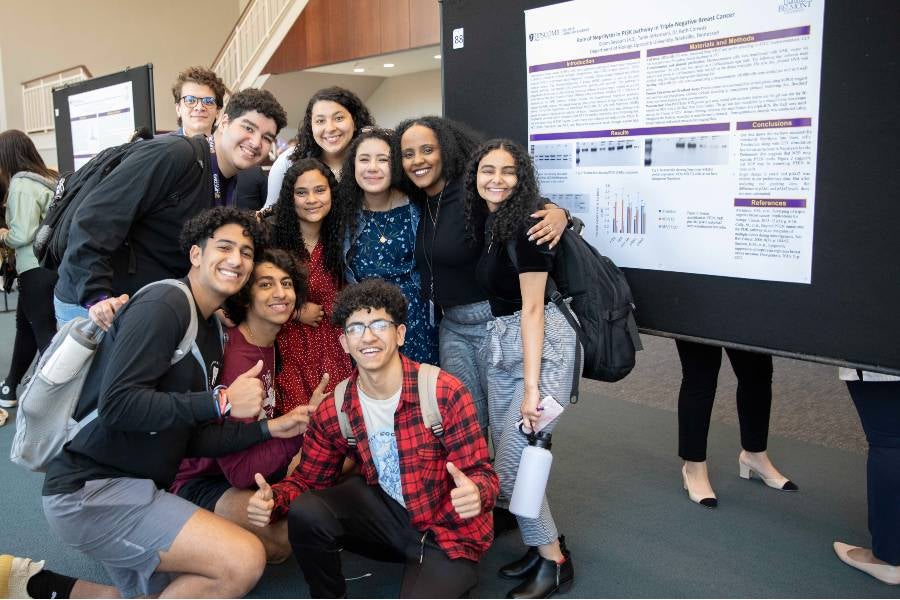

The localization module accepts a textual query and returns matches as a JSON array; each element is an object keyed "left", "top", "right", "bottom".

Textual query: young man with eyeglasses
[
  {"left": 172, "top": 66, "right": 226, "bottom": 138},
  {"left": 54, "top": 88, "right": 287, "bottom": 329},
  {"left": 247, "top": 278, "right": 499, "bottom": 598}
]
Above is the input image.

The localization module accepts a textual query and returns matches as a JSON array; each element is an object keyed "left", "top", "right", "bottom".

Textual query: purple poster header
[
  {"left": 529, "top": 50, "right": 640, "bottom": 73},
  {"left": 734, "top": 198, "right": 807, "bottom": 208},
  {"left": 530, "top": 122, "right": 729, "bottom": 141},
  {"left": 647, "top": 26, "right": 811, "bottom": 57},
  {"left": 736, "top": 117, "right": 811, "bottom": 130}
]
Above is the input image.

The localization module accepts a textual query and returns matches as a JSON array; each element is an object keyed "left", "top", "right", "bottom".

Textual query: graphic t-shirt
[{"left": 357, "top": 384, "right": 404, "bottom": 507}]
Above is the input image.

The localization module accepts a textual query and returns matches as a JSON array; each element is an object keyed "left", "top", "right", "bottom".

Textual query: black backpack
[
  {"left": 34, "top": 136, "right": 203, "bottom": 271},
  {"left": 508, "top": 214, "right": 643, "bottom": 402}
]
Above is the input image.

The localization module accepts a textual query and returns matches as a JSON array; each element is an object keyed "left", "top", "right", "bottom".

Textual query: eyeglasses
[
  {"left": 360, "top": 125, "right": 395, "bottom": 135},
  {"left": 180, "top": 95, "right": 218, "bottom": 108},
  {"left": 343, "top": 319, "right": 397, "bottom": 338}
]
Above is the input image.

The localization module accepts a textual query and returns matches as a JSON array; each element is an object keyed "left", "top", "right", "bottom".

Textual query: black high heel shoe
[
  {"left": 499, "top": 546, "right": 541, "bottom": 579},
  {"left": 506, "top": 538, "right": 573, "bottom": 599}
]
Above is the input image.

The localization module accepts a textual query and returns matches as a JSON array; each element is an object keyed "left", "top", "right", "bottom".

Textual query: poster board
[
  {"left": 53, "top": 64, "right": 155, "bottom": 173},
  {"left": 441, "top": 0, "right": 900, "bottom": 374}
]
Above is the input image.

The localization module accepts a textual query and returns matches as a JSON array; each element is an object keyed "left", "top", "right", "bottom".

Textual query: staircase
[{"left": 211, "top": 0, "right": 309, "bottom": 93}]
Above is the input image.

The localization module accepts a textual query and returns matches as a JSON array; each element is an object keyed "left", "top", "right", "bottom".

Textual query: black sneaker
[{"left": 0, "top": 380, "right": 16, "bottom": 408}]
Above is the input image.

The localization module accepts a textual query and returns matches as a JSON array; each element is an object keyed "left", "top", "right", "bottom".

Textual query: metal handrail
[{"left": 21, "top": 66, "right": 92, "bottom": 133}]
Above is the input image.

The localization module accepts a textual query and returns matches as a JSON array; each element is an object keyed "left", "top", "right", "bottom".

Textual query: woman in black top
[
  {"left": 394, "top": 117, "right": 569, "bottom": 432},
  {"left": 464, "top": 139, "right": 579, "bottom": 599}
]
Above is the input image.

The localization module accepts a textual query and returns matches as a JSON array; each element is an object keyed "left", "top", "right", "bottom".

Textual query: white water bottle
[
  {"left": 40, "top": 320, "right": 102, "bottom": 384},
  {"left": 509, "top": 431, "right": 553, "bottom": 519}
]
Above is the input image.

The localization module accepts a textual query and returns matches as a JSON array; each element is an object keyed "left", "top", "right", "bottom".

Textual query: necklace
[
  {"left": 363, "top": 193, "right": 396, "bottom": 244},
  {"left": 241, "top": 322, "right": 277, "bottom": 418},
  {"left": 423, "top": 182, "right": 446, "bottom": 301}
]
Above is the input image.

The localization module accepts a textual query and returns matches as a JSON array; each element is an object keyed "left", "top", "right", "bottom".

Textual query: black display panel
[
  {"left": 53, "top": 64, "right": 155, "bottom": 173},
  {"left": 441, "top": 1, "right": 900, "bottom": 374}
]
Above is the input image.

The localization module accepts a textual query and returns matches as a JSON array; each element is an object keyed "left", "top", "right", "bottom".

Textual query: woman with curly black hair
[
  {"left": 335, "top": 127, "right": 438, "bottom": 364},
  {"left": 394, "top": 116, "right": 569, "bottom": 433},
  {"left": 268, "top": 159, "right": 351, "bottom": 411},
  {"left": 264, "top": 87, "right": 374, "bottom": 208},
  {"left": 464, "top": 139, "right": 579, "bottom": 599}
]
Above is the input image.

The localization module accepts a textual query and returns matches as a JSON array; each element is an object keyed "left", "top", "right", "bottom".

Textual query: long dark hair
[
  {"left": 393, "top": 116, "right": 483, "bottom": 202},
  {"left": 0, "top": 130, "right": 57, "bottom": 188},
  {"left": 334, "top": 127, "right": 398, "bottom": 244},
  {"left": 270, "top": 158, "right": 344, "bottom": 280},
  {"left": 463, "top": 139, "right": 542, "bottom": 244},
  {"left": 290, "top": 87, "right": 374, "bottom": 162}
]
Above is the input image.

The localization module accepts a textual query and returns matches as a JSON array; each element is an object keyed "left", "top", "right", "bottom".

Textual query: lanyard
[{"left": 208, "top": 136, "right": 226, "bottom": 207}]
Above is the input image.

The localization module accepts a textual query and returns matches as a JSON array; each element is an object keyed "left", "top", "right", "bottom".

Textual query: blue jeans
[
  {"left": 53, "top": 296, "right": 88, "bottom": 328},
  {"left": 439, "top": 300, "right": 492, "bottom": 430}
]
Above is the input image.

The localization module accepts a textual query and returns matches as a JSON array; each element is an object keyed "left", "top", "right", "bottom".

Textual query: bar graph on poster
[{"left": 525, "top": 0, "right": 824, "bottom": 283}]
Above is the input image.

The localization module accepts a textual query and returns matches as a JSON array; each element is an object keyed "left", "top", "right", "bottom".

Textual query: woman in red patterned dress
[{"left": 268, "top": 159, "right": 351, "bottom": 412}]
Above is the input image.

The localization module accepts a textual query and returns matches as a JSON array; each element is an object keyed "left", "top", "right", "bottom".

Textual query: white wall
[
  {"left": 364, "top": 69, "right": 442, "bottom": 129},
  {"left": 1, "top": 1, "right": 241, "bottom": 141}
]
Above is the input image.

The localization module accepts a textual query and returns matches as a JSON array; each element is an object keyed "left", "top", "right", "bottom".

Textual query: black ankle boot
[
  {"left": 499, "top": 546, "right": 541, "bottom": 579},
  {"left": 505, "top": 545, "right": 573, "bottom": 599}
]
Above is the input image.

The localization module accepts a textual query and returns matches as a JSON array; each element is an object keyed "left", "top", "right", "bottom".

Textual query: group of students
[{"left": 0, "top": 63, "right": 897, "bottom": 598}]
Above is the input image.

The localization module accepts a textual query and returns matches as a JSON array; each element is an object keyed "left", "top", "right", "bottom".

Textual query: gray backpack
[
  {"left": 10, "top": 279, "right": 205, "bottom": 472},
  {"left": 332, "top": 363, "right": 443, "bottom": 446}
]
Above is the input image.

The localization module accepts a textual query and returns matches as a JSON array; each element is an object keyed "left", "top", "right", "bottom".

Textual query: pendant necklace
[
  {"left": 241, "top": 322, "right": 276, "bottom": 417},
  {"left": 364, "top": 193, "right": 396, "bottom": 244}
]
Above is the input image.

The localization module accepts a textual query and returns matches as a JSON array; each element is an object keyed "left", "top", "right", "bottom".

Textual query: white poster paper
[
  {"left": 68, "top": 81, "right": 135, "bottom": 170},
  {"left": 525, "top": 0, "right": 825, "bottom": 283}
]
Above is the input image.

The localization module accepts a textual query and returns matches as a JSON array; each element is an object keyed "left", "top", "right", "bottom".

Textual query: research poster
[
  {"left": 525, "top": 0, "right": 825, "bottom": 283},
  {"left": 68, "top": 81, "right": 135, "bottom": 170}
]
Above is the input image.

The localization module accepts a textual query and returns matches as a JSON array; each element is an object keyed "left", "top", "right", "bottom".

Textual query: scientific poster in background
[
  {"left": 525, "top": 0, "right": 825, "bottom": 283},
  {"left": 68, "top": 81, "right": 135, "bottom": 170}
]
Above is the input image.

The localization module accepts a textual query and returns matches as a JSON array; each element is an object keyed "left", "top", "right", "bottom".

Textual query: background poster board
[
  {"left": 53, "top": 64, "right": 155, "bottom": 173},
  {"left": 441, "top": 0, "right": 900, "bottom": 375}
]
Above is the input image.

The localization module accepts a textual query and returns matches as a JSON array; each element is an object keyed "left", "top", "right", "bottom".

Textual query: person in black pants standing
[
  {"left": 676, "top": 339, "right": 798, "bottom": 508},
  {"left": 0, "top": 130, "right": 59, "bottom": 408}
]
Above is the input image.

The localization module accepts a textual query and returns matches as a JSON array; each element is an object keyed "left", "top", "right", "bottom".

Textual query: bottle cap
[{"left": 528, "top": 431, "right": 552, "bottom": 450}]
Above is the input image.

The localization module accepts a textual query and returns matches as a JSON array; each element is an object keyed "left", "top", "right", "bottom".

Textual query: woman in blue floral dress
[{"left": 335, "top": 127, "right": 438, "bottom": 364}]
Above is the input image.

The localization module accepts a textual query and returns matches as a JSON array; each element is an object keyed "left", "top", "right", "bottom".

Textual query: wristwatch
[{"left": 212, "top": 385, "right": 231, "bottom": 417}]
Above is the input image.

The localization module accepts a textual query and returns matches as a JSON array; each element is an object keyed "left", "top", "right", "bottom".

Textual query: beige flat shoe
[{"left": 833, "top": 541, "right": 900, "bottom": 585}]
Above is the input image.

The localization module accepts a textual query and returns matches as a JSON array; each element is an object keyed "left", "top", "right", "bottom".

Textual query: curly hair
[
  {"left": 332, "top": 278, "right": 408, "bottom": 328},
  {"left": 393, "top": 116, "right": 483, "bottom": 202},
  {"left": 463, "top": 139, "right": 542, "bottom": 244},
  {"left": 270, "top": 159, "right": 344, "bottom": 280},
  {"left": 223, "top": 248, "right": 307, "bottom": 326},
  {"left": 179, "top": 207, "right": 266, "bottom": 255},
  {"left": 224, "top": 88, "right": 288, "bottom": 134},
  {"left": 334, "top": 127, "right": 397, "bottom": 244},
  {"left": 172, "top": 67, "right": 227, "bottom": 127},
  {"left": 0, "top": 130, "right": 57, "bottom": 186},
  {"left": 290, "top": 87, "right": 374, "bottom": 162}
]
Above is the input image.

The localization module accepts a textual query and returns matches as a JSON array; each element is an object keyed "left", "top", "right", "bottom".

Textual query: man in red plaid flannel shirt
[{"left": 248, "top": 279, "right": 499, "bottom": 598}]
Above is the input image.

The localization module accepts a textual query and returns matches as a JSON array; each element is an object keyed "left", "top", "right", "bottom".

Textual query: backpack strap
[
  {"left": 416, "top": 363, "right": 443, "bottom": 437},
  {"left": 332, "top": 378, "right": 356, "bottom": 447}
]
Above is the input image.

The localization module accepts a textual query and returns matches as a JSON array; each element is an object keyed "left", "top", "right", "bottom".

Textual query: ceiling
[{"left": 306, "top": 45, "right": 442, "bottom": 78}]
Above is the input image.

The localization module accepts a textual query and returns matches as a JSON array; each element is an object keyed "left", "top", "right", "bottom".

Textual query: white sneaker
[{"left": 0, "top": 554, "right": 46, "bottom": 598}]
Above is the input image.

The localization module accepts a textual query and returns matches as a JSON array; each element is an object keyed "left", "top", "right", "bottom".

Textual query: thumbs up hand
[
  {"left": 308, "top": 372, "right": 330, "bottom": 408},
  {"left": 225, "top": 360, "right": 265, "bottom": 418},
  {"left": 447, "top": 462, "right": 482, "bottom": 519},
  {"left": 247, "top": 473, "right": 274, "bottom": 527}
]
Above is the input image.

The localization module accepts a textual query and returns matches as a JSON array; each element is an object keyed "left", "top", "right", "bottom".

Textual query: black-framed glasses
[
  {"left": 180, "top": 95, "right": 218, "bottom": 108},
  {"left": 344, "top": 319, "right": 397, "bottom": 338}
]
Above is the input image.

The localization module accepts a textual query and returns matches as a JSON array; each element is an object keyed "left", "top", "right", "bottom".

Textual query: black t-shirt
[
  {"left": 43, "top": 279, "right": 268, "bottom": 495},
  {"left": 414, "top": 179, "right": 488, "bottom": 309},
  {"left": 475, "top": 214, "right": 556, "bottom": 317}
]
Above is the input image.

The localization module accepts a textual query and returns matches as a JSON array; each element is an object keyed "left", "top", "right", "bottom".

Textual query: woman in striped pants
[{"left": 464, "top": 139, "right": 580, "bottom": 599}]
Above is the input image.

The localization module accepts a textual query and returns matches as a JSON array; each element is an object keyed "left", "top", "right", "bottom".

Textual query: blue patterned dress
[{"left": 345, "top": 202, "right": 439, "bottom": 364}]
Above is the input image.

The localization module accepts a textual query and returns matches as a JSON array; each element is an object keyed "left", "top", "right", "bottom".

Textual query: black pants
[
  {"left": 676, "top": 340, "right": 773, "bottom": 461},
  {"left": 287, "top": 475, "right": 478, "bottom": 598},
  {"left": 846, "top": 380, "right": 900, "bottom": 565},
  {"left": 5, "top": 267, "right": 58, "bottom": 388}
]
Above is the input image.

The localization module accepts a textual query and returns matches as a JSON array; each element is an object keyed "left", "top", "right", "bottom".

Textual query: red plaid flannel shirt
[{"left": 270, "top": 356, "right": 498, "bottom": 561}]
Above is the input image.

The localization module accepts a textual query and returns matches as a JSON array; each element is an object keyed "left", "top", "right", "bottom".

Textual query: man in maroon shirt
[{"left": 248, "top": 278, "right": 499, "bottom": 598}]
